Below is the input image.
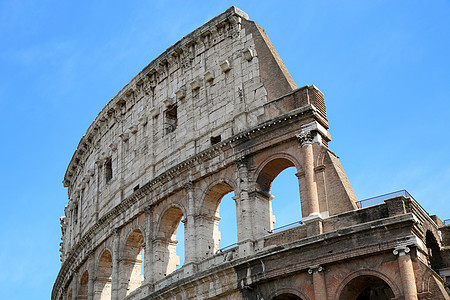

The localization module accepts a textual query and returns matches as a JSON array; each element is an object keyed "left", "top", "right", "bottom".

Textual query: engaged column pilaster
[
  {"left": 236, "top": 156, "right": 255, "bottom": 257},
  {"left": 111, "top": 227, "right": 120, "bottom": 300},
  {"left": 296, "top": 130, "right": 320, "bottom": 218},
  {"left": 184, "top": 181, "right": 199, "bottom": 276},
  {"left": 87, "top": 250, "right": 95, "bottom": 300},
  {"left": 308, "top": 265, "right": 327, "bottom": 300},
  {"left": 393, "top": 246, "right": 418, "bottom": 300},
  {"left": 143, "top": 206, "right": 154, "bottom": 287}
]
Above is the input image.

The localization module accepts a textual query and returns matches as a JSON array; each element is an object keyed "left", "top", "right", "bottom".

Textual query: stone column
[
  {"left": 119, "top": 132, "right": 128, "bottom": 202},
  {"left": 143, "top": 206, "right": 154, "bottom": 286},
  {"left": 87, "top": 251, "right": 95, "bottom": 300},
  {"left": 77, "top": 189, "right": 83, "bottom": 239},
  {"left": 94, "top": 159, "right": 103, "bottom": 222},
  {"left": 308, "top": 265, "right": 327, "bottom": 300},
  {"left": 111, "top": 228, "right": 120, "bottom": 300},
  {"left": 296, "top": 131, "right": 320, "bottom": 217},
  {"left": 393, "top": 246, "right": 418, "bottom": 300},
  {"left": 185, "top": 182, "right": 197, "bottom": 265},
  {"left": 72, "top": 271, "right": 78, "bottom": 300},
  {"left": 236, "top": 157, "right": 254, "bottom": 256},
  {"left": 68, "top": 204, "right": 74, "bottom": 248}
]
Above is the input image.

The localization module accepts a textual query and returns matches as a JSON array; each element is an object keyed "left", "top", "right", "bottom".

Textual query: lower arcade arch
[
  {"left": 270, "top": 288, "right": 308, "bottom": 300},
  {"left": 94, "top": 250, "right": 112, "bottom": 300},
  {"left": 338, "top": 275, "right": 395, "bottom": 300},
  {"left": 199, "top": 182, "right": 236, "bottom": 258},
  {"left": 272, "top": 294, "right": 303, "bottom": 300},
  {"left": 78, "top": 271, "right": 89, "bottom": 300},
  {"left": 155, "top": 206, "right": 184, "bottom": 279},
  {"left": 120, "top": 229, "right": 144, "bottom": 298}
]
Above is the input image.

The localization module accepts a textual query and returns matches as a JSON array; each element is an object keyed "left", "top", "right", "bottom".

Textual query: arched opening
[
  {"left": 271, "top": 167, "right": 302, "bottom": 230},
  {"left": 339, "top": 275, "right": 395, "bottom": 300},
  {"left": 256, "top": 157, "right": 302, "bottom": 233},
  {"left": 94, "top": 250, "right": 112, "bottom": 300},
  {"left": 155, "top": 206, "right": 184, "bottom": 279},
  {"left": 199, "top": 182, "right": 236, "bottom": 258},
  {"left": 175, "top": 216, "right": 185, "bottom": 268},
  {"left": 218, "top": 191, "right": 238, "bottom": 250},
  {"left": 272, "top": 293, "right": 303, "bottom": 300},
  {"left": 78, "top": 271, "right": 89, "bottom": 300},
  {"left": 120, "top": 229, "right": 144, "bottom": 298},
  {"left": 426, "top": 230, "right": 443, "bottom": 272}
]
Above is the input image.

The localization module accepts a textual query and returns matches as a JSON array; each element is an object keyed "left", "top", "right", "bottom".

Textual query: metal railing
[
  {"left": 216, "top": 190, "right": 438, "bottom": 253},
  {"left": 216, "top": 243, "right": 238, "bottom": 254},
  {"left": 357, "top": 189, "right": 434, "bottom": 223},
  {"left": 269, "top": 220, "right": 303, "bottom": 234},
  {"left": 357, "top": 190, "right": 410, "bottom": 208}
]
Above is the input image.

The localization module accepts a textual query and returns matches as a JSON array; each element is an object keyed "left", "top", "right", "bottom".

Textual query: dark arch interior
[
  {"left": 273, "top": 293, "right": 303, "bottom": 300},
  {"left": 426, "top": 230, "right": 443, "bottom": 271},
  {"left": 339, "top": 275, "right": 395, "bottom": 300}
]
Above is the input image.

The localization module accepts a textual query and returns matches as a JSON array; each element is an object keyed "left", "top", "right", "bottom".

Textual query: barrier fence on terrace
[
  {"left": 269, "top": 220, "right": 304, "bottom": 234},
  {"left": 215, "top": 190, "right": 439, "bottom": 254},
  {"left": 357, "top": 190, "right": 414, "bottom": 208},
  {"left": 216, "top": 243, "right": 238, "bottom": 254}
]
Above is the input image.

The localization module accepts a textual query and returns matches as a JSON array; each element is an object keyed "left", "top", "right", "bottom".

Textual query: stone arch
[
  {"left": 156, "top": 202, "right": 187, "bottom": 233},
  {"left": 119, "top": 222, "right": 146, "bottom": 255},
  {"left": 198, "top": 179, "right": 236, "bottom": 258},
  {"left": 426, "top": 230, "right": 444, "bottom": 272},
  {"left": 254, "top": 153, "right": 301, "bottom": 192},
  {"left": 335, "top": 269, "right": 400, "bottom": 300},
  {"left": 254, "top": 153, "right": 302, "bottom": 233},
  {"left": 78, "top": 270, "right": 89, "bottom": 300},
  {"left": 198, "top": 176, "right": 237, "bottom": 212},
  {"left": 154, "top": 205, "right": 185, "bottom": 280},
  {"left": 270, "top": 287, "right": 310, "bottom": 300},
  {"left": 94, "top": 249, "right": 112, "bottom": 300},
  {"left": 119, "top": 229, "right": 145, "bottom": 299}
]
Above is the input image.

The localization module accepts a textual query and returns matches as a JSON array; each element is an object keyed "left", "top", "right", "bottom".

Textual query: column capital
[
  {"left": 296, "top": 131, "right": 314, "bottom": 146},
  {"left": 144, "top": 205, "right": 154, "bottom": 215},
  {"left": 308, "top": 265, "right": 324, "bottom": 274},
  {"left": 236, "top": 156, "right": 248, "bottom": 168},
  {"left": 112, "top": 227, "right": 120, "bottom": 236},
  {"left": 185, "top": 181, "right": 195, "bottom": 191},
  {"left": 393, "top": 246, "right": 410, "bottom": 256}
]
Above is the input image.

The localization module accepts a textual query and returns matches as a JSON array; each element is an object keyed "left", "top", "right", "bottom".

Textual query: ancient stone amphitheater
[{"left": 53, "top": 7, "right": 450, "bottom": 300}]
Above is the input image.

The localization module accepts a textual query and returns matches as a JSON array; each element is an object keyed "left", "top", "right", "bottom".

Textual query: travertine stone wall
[
  {"left": 54, "top": 6, "right": 449, "bottom": 300},
  {"left": 60, "top": 6, "right": 298, "bottom": 253},
  {"left": 55, "top": 7, "right": 351, "bottom": 298}
]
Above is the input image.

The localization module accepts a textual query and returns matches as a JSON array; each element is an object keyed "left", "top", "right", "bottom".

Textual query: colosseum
[{"left": 53, "top": 6, "right": 450, "bottom": 300}]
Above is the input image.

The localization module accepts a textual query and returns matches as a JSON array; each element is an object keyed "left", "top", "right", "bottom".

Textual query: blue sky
[{"left": 1, "top": 1, "right": 449, "bottom": 299}]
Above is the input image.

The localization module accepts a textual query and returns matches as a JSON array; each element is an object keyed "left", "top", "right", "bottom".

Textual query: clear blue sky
[{"left": 1, "top": 1, "right": 449, "bottom": 299}]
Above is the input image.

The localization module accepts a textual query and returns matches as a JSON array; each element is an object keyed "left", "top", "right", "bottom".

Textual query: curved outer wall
[{"left": 54, "top": 7, "right": 450, "bottom": 300}]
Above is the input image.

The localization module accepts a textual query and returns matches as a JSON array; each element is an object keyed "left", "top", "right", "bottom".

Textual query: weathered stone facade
[{"left": 53, "top": 7, "right": 450, "bottom": 300}]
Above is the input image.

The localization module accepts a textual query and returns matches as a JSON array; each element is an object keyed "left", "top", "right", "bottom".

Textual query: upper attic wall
[{"left": 242, "top": 19, "right": 297, "bottom": 100}]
